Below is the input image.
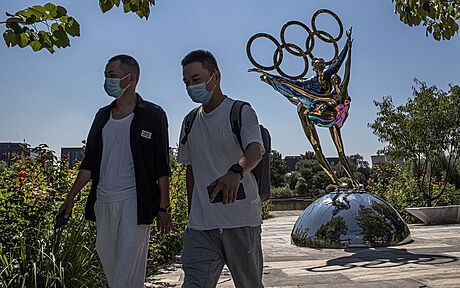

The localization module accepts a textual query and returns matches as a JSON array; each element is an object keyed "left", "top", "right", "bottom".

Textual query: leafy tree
[
  {"left": 285, "top": 171, "right": 301, "bottom": 191},
  {"left": 392, "top": 0, "right": 460, "bottom": 40},
  {"left": 0, "top": 161, "right": 7, "bottom": 174},
  {"left": 311, "top": 171, "right": 332, "bottom": 196},
  {"left": 368, "top": 161, "right": 457, "bottom": 222},
  {"left": 369, "top": 80, "right": 460, "bottom": 206},
  {"left": 295, "top": 177, "right": 308, "bottom": 196},
  {"left": 1, "top": 1, "right": 155, "bottom": 53},
  {"left": 270, "top": 150, "right": 288, "bottom": 188},
  {"left": 331, "top": 153, "right": 372, "bottom": 184}
]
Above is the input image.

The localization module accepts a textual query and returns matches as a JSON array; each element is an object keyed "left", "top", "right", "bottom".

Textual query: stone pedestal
[{"left": 406, "top": 205, "right": 460, "bottom": 225}]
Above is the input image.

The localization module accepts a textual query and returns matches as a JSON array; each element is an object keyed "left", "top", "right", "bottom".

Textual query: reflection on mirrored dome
[{"left": 291, "top": 189, "right": 411, "bottom": 248}]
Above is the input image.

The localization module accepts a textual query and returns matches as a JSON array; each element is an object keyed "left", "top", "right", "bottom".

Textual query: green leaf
[
  {"left": 3, "top": 30, "right": 18, "bottom": 47},
  {"left": 123, "top": 2, "right": 131, "bottom": 13},
  {"left": 51, "top": 23, "right": 60, "bottom": 33},
  {"left": 29, "top": 40, "right": 42, "bottom": 52},
  {"left": 31, "top": 5, "right": 47, "bottom": 14},
  {"left": 52, "top": 26, "right": 70, "bottom": 48},
  {"left": 56, "top": 6, "right": 68, "bottom": 18},
  {"left": 46, "top": 46, "right": 55, "bottom": 54},
  {"left": 38, "top": 31, "right": 53, "bottom": 47},
  {"left": 59, "top": 15, "right": 69, "bottom": 23},
  {"left": 99, "top": 0, "right": 115, "bottom": 13},
  {"left": 28, "top": 30, "right": 40, "bottom": 42},
  {"left": 65, "top": 18, "right": 80, "bottom": 37},
  {"left": 18, "top": 33, "right": 29, "bottom": 48},
  {"left": 17, "top": 9, "right": 33, "bottom": 19},
  {"left": 44, "top": 3, "right": 56, "bottom": 12}
]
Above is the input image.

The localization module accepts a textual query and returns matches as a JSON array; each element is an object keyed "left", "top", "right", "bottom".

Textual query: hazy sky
[{"left": 1, "top": 0, "right": 459, "bottom": 162}]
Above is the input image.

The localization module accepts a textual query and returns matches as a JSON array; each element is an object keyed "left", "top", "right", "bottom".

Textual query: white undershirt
[{"left": 97, "top": 112, "right": 136, "bottom": 203}]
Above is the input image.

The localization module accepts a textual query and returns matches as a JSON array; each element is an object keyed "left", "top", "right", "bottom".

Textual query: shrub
[
  {"left": 295, "top": 178, "right": 308, "bottom": 196},
  {"left": 0, "top": 215, "right": 105, "bottom": 288},
  {"left": 325, "top": 184, "right": 337, "bottom": 192},
  {"left": 271, "top": 186, "right": 293, "bottom": 198},
  {"left": 147, "top": 164, "right": 188, "bottom": 274},
  {"left": 285, "top": 172, "right": 301, "bottom": 191},
  {"left": 261, "top": 200, "right": 272, "bottom": 220},
  {"left": 0, "top": 145, "right": 190, "bottom": 286},
  {"left": 368, "top": 162, "right": 457, "bottom": 223}
]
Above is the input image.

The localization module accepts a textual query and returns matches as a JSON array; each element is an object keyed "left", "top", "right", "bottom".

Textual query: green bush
[
  {"left": 271, "top": 186, "right": 293, "bottom": 198},
  {"left": 147, "top": 164, "right": 188, "bottom": 274},
  {"left": 339, "top": 177, "right": 352, "bottom": 188},
  {"left": 368, "top": 162, "right": 457, "bottom": 223},
  {"left": 0, "top": 145, "right": 76, "bottom": 252},
  {"left": 285, "top": 172, "right": 301, "bottom": 191},
  {"left": 0, "top": 145, "right": 105, "bottom": 288},
  {"left": 325, "top": 184, "right": 337, "bottom": 192},
  {"left": 261, "top": 200, "right": 272, "bottom": 220},
  {"left": 295, "top": 178, "right": 308, "bottom": 196},
  {"left": 0, "top": 145, "right": 190, "bottom": 286}
]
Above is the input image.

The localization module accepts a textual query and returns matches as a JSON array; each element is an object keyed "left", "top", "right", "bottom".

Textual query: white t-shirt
[
  {"left": 177, "top": 96, "right": 264, "bottom": 230},
  {"left": 97, "top": 112, "right": 137, "bottom": 202}
]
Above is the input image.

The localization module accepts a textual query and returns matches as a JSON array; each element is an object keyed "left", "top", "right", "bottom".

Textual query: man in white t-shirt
[{"left": 178, "top": 50, "right": 265, "bottom": 287}]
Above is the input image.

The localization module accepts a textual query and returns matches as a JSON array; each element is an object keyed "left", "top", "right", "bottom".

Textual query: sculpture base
[{"left": 291, "top": 189, "right": 411, "bottom": 248}]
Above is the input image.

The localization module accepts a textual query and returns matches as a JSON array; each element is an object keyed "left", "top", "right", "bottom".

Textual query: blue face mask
[
  {"left": 186, "top": 73, "right": 216, "bottom": 104},
  {"left": 104, "top": 74, "right": 131, "bottom": 98}
]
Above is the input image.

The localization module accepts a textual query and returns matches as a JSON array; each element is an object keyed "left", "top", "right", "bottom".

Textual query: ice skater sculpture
[
  {"left": 247, "top": 10, "right": 411, "bottom": 248},
  {"left": 247, "top": 9, "right": 358, "bottom": 188}
]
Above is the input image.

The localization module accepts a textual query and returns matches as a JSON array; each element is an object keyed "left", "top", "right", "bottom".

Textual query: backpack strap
[
  {"left": 230, "top": 100, "right": 250, "bottom": 152},
  {"left": 180, "top": 106, "right": 200, "bottom": 145}
]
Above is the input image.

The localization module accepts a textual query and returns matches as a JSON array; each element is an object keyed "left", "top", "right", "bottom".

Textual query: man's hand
[
  {"left": 209, "top": 171, "right": 241, "bottom": 204},
  {"left": 156, "top": 212, "right": 172, "bottom": 237},
  {"left": 59, "top": 197, "right": 75, "bottom": 220}
]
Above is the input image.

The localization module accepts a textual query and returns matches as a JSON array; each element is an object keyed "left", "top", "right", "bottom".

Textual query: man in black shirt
[{"left": 59, "top": 54, "right": 171, "bottom": 288}]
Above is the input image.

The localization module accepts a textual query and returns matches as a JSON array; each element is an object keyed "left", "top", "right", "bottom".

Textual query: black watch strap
[{"left": 159, "top": 206, "right": 171, "bottom": 213}]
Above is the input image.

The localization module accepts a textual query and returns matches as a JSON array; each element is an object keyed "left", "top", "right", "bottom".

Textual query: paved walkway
[{"left": 147, "top": 211, "right": 460, "bottom": 287}]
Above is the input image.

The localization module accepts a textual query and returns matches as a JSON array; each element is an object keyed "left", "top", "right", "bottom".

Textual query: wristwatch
[
  {"left": 229, "top": 163, "right": 244, "bottom": 180},
  {"left": 159, "top": 206, "right": 171, "bottom": 214}
]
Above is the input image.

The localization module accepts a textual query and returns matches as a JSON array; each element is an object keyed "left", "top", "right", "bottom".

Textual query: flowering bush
[{"left": 0, "top": 145, "right": 190, "bottom": 287}]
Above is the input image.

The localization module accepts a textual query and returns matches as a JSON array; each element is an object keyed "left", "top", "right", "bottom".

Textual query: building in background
[
  {"left": 285, "top": 156, "right": 302, "bottom": 172},
  {"left": 0, "top": 142, "right": 28, "bottom": 165},
  {"left": 371, "top": 154, "right": 404, "bottom": 167},
  {"left": 284, "top": 155, "right": 343, "bottom": 172},
  {"left": 61, "top": 147, "right": 85, "bottom": 168},
  {"left": 326, "top": 157, "right": 340, "bottom": 167}
]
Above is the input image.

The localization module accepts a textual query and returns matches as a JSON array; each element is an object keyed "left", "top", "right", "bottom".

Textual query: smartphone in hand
[{"left": 207, "top": 183, "right": 246, "bottom": 203}]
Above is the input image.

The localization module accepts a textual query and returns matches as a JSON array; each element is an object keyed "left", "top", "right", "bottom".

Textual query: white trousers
[{"left": 94, "top": 196, "right": 151, "bottom": 288}]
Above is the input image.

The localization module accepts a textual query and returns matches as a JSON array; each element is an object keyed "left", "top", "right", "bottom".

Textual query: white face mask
[{"left": 104, "top": 74, "right": 131, "bottom": 98}]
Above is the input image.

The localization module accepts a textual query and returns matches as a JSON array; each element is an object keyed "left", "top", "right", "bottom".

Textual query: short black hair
[
  {"left": 181, "top": 50, "right": 219, "bottom": 73},
  {"left": 108, "top": 54, "right": 140, "bottom": 79}
]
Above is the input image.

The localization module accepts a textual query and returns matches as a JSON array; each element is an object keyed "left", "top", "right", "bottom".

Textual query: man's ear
[
  {"left": 215, "top": 70, "right": 221, "bottom": 83},
  {"left": 131, "top": 73, "right": 138, "bottom": 84}
]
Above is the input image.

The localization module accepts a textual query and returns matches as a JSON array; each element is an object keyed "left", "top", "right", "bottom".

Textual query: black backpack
[{"left": 180, "top": 100, "right": 271, "bottom": 202}]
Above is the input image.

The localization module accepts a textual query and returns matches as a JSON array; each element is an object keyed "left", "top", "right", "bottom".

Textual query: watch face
[{"left": 231, "top": 164, "right": 243, "bottom": 173}]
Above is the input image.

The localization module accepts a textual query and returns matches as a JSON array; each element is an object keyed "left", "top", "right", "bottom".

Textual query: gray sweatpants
[
  {"left": 94, "top": 196, "right": 151, "bottom": 288},
  {"left": 181, "top": 226, "right": 264, "bottom": 288}
]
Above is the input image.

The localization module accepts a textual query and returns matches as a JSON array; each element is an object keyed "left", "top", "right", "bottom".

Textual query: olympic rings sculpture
[{"left": 246, "top": 9, "right": 344, "bottom": 80}]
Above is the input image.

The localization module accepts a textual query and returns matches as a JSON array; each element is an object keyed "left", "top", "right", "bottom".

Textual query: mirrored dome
[{"left": 291, "top": 190, "right": 411, "bottom": 248}]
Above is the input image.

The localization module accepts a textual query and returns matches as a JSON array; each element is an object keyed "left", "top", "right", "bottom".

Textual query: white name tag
[{"left": 141, "top": 130, "right": 152, "bottom": 139}]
